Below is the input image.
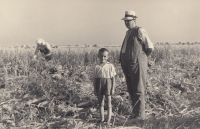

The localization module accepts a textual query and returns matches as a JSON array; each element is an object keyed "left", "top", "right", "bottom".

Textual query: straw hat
[{"left": 121, "top": 10, "right": 138, "bottom": 20}]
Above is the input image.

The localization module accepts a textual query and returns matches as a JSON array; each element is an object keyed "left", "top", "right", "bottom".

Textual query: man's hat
[{"left": 121, "top": 10, "right": 138, "bottom": 20}]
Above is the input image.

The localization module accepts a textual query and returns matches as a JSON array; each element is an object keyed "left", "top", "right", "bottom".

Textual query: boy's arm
[
  {"left": 93, "top": 78, "right": 97, "bottom": 96},
  {"left": 111, "top": 76, "right": 116, "bottom": 95},
  {"left": 93, "top": 66, "right": 97, "bottom": 96}
]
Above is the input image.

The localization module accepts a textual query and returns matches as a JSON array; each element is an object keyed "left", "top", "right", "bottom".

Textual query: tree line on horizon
[{"left": 156, "top": 42, "right": 200, "bottom": 45}]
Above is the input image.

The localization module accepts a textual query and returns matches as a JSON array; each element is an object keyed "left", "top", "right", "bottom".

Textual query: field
[{"left": 0, "top": 45, "right": 200, "bottom": 129}]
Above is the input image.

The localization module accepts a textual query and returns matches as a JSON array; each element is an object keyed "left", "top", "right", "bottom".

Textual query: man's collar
[{"left": 130, "top": 26, "right": 138, "bottom": 30}]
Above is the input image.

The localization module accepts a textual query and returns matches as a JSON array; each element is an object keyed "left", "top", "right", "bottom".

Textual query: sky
[{"left": 0, "top": 0, "right": 200, "bottom": 46}]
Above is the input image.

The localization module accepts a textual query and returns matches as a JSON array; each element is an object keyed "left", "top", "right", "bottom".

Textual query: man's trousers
[{"left": 121, "top": 53, "right": 147, "bottom": 119}]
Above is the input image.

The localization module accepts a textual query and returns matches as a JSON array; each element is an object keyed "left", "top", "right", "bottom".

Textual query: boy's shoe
[
  {"left": 128, "top": 114, "right": 136, "bottom": 119},
  {"left": 0, "top": 84, "right": 5, "bottom": 88},
  {"left": 129, "top": 115, "right": 146, "bottom": 120},
  {"left": 97, "top": 119, "right": 104, "bottom": 124},
  {"left": 133, "top": 116, "right": 146, "bottom": 120},
  {"left": 106, "top": 122, "right": 112, "bottom": 128}
]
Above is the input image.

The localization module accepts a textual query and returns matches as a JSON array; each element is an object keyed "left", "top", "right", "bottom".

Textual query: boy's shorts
[{"left": 96, "top": 78, "right": 112, "bottom": 95}]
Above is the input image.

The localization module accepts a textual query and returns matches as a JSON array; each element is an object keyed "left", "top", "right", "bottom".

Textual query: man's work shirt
[{"left": 121, "top": 27, "right": 154, "bottom": 53}]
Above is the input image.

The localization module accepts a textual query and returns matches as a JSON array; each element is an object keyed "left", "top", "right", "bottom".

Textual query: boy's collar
[
  {"left": 99, "top": 61, "right": 110, "bottom": 67},
  {"left": 104, "top": 62, "right": 110, "bottom": 65}
]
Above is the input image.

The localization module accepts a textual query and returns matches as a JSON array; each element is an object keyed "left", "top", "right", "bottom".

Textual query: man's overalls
[{"left": 120, "top": 26, "right": 147, "bottom": 119}]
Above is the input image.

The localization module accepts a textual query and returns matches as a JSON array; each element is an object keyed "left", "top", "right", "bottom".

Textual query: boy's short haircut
[{"left": 98, "top": 48, "right": 109, "bottom": 54}]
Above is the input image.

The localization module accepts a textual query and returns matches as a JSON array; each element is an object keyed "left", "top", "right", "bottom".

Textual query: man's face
[
  {"left": 98, "top": 51, "right": 109, "bottom": 63},
  {"left": 124, "top": 20, "right": 135, "bottom": 29}
]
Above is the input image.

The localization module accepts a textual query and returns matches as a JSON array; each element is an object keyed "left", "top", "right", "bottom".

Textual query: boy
[{"left": 93, "top": 48, "right": 116, "bottom": 126}]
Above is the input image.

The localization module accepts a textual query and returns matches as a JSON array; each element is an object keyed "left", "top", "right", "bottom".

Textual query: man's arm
[{"left": 138, "top": 28, "right": 154, "bottom": 56}]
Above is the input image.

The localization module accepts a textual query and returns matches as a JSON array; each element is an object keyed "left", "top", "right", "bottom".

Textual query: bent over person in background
[
  {"left": 34, "top": 38, "right": 53, "bottom": 61},
  {"left": 120, "top": 11, "right": 154, "bottom": 120}
]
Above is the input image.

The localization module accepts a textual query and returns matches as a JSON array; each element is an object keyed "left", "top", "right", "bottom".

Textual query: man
[
  {"left": 120, "top": 10, "right": 154, "bottom": 120},
  {"left": 34, "top": 38, "right": 53, "bottom": 61}
]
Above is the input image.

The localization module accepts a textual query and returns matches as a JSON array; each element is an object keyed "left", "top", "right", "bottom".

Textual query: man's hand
[
  {"left": 146, "top": 48, "right": 153, "bottom": 57},
  {"left": 148, "top": 61, "right": 154, "bottom": 67}
]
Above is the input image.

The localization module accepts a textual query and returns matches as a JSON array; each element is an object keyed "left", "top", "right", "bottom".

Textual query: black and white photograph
[{"left": 0, "top": 0, "right": 200, "bottom": 128}]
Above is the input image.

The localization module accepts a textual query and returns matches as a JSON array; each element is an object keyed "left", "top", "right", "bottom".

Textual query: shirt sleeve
[
  {"left": 110, "top": 64, "right": 116, "bottom": 78},
  {"left": 138, "top": 28, "right": 154, "bottom": 50}
]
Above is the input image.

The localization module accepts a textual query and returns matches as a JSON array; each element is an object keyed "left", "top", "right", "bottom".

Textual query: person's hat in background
[
  {"left": 36, "top": 38, "right": 45, "bottom": 45},
  {"left": 121, "top": 10, "right": 138, "bottom": 20}
]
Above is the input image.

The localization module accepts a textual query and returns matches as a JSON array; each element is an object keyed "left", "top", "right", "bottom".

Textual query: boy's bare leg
[
  {"left": 106, "top": 95, "right": 112, "bottom": 125},
  {"left": 97, "top": 94, "right": 105, "bottom": 122}
]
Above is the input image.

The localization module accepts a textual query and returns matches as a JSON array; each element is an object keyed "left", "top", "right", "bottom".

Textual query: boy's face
[{"left": 98, "top": 51, "right": 109, "bottom": 63}]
